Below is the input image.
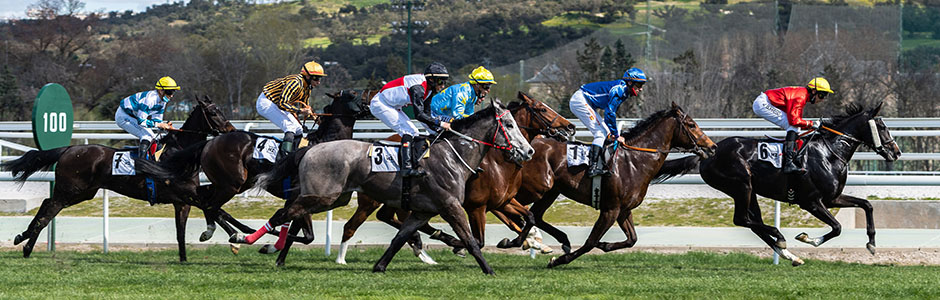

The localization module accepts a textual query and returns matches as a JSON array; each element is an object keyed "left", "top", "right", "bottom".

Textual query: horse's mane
[
  {"left": 828, "top": 103, "right": 866, "bottom": 126},
  {"left": 506, "top": 101, "right": 523, "bottom": 112},
  {"left": 450, "top": 105, "right": 498, "bottom": 132},
  {"left": 620, "top": 109, "right": 674, "bottom": 141}
]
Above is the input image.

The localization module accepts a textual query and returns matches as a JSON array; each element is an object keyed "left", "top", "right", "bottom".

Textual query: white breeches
[
  {"left": 115, "top": 109, "right": 156, "bottom": 142},
  {"left": 569, "top": 91, "right": 609, "bottom": 146},
  {"left": 752, "top": 93, "right": 799, "bottom": 133},
  {"left": 256, "top": 92, "right": 303, "bottom": 135},
  {"left": 370, "top": 95, "right": 419, "bottom": 137}
]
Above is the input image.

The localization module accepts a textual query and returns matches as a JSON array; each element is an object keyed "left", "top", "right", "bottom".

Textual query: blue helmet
[{"left": 622, "top": 67, "right": 647, "bottom": 82}]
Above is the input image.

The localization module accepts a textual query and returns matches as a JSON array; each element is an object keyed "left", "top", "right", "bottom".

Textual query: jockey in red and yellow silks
[{"left": 752, "top": 77, "right": 835, "bottom": 174}]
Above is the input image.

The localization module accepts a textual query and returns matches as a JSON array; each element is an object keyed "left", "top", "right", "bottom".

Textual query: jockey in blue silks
[{"left": 568, "top": 67, "right": 647, "bottom": 177}]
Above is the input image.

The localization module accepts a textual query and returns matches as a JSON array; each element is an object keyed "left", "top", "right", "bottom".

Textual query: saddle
[{"left": 121, "top": 143, "right": 166, "bottom": 161}]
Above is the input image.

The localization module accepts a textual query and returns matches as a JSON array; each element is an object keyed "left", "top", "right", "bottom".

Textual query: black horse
[
  {"left": 2, "top": 96, "right": 236, "bottom": 261},
  {"left": 661, "top": 102, "right": 901, "bottom": 265},
  {"left": 234, "top": 100, "right": 535, "bottom": 274}
]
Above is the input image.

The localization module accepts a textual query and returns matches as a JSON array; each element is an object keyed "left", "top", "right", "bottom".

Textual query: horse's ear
[
  {"left": 516, "top": 91, "right": 530, "bottom": 102},
  {"left": 490, "top": 98, "right": 503, "bottom": 109},
  {"left": 202, "top": 95, "right": 213, "bottom": 104},
  {"left": 869, "top": 101, "right": 884, "bottom": 117},
  {"left": 325, "top": 92, "right": 337, "bottom": 99}
]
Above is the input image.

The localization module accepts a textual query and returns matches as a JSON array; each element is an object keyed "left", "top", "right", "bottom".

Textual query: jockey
[
  {"left": 256, "top": 61, "right": 324, "bottom": 160},
  {"left": 569, "top": 67, "right": 647, "bottom": 177},
  {"left": 428, "top": 66, "right": 496, "bottom": 131},
  {"left": 115, "top": 76, "right": 180, "bottom": 160},
  {"left": 752, "top": 77, "right": 834, "bottom": 174},
  {"left": 369, "top": 62, "right": 450, "bottom": 177}
]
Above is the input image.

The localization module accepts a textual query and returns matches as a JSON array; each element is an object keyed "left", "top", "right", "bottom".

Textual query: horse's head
[
  {"left": 491, "top": 98, "right": 536, "bottom": 164},
  {"left": 187, "top": 95, "right": 236, "bottom": 135},
  {"left": 507, "top": 92, "right": 575, "bottom": 141},
  {"left": 325, "top": 90, "right": 370, "bottom": 118},
  {"left": 668, "top": 102, "right": 716, "bottom": 158},
  {"left": 828, "top": 102, "right": 901, "bottom": 161}
]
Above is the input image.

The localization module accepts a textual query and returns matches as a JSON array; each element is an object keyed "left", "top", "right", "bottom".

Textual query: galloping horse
[
  {"left": 234, "top": 100, "right": 535, "bottom": 274},
  {"left": 333, "top": 92, "right": 575, "bottom": 264},
  {"left": 181, "top": 91, "right": 369, "bottom": 244},
  {"left": 513, "top": 103, "right": 715, "bottom": 267},
  {"left": 661, "top": 102, "right": 900, "bottom": 266},
  {"left": 2, "top": 96, "right": 235, "bottom": 261}
]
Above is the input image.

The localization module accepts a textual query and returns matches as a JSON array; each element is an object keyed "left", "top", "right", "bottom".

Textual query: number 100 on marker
[{"left": 43, "top": 112, "right": 68, "bottom": 132}]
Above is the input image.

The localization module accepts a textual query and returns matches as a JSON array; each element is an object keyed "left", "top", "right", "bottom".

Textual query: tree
[
  {"left": 0, "top": 65, "right": 23, "bottom": 120},
  {"left": 576, "top": 37, "right": 603, "bottom": 82}
]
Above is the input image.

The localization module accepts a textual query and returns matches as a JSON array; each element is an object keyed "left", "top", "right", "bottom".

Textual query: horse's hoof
[
  {"left": 230, "top": 244, "right": 240, "bottom": 255},
  {"left": 228, "top": 233, "right": 242, "bottom": 244},
  {"left": 497, "top": 238, "right": 513, "bottom": 248},
  {"left": 540, "top": 246, "right": 554, "bottom": 254},
  {"left": 275, "top": 260, "right": 285, "bottom": 267},
  {"left": 258, "top": 244, "right": 279, "bottom": 254},
  {"left": 336, "top": 258, "right": 347, "bottom": 265},
  {"left": 199, "top": 231, "right": 213, "bottom": 242},
  {"left": 13, "top": 234, "right": 24, "bottom": 245},
  {"left": 791, "top": 258, "right": 805, "bottom": 266},
  {"left": 866, "top": 243, "right": 876, "bottom": 255},
  {"left": 795, "top": 232, "right": 810, "bottom": 244},
  {"left": 373, "top": 265, "right": 387, "bottom": 273},
  {"left": 453, "top": 248, "right": 467, "bottom": 258},
  {"left": 547, "top": 257, "right": 557, "bottom": 268}
]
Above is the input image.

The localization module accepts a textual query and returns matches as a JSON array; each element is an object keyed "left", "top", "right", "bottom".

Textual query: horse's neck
[
  {"left": 816, "top": 129, "right": 863, "bottom": 170},
  {"left": 161, "top": 117, "right": 207, "bottom": 152},
  {"left": 510, "top": 108, "right": 535, "bottom": 141},
  {"left": 624, "top": 118, "right": 676, "bottom": 151},
  {"left": 309, "top": 116, "right": 355, "bottom": 143},
  {"left": 441, "top": 125, "right": 495, "bottom": 174}
]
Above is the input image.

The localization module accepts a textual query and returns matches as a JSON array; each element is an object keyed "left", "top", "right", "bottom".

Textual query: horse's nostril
[
  {"left": 567, "top": 124, "right": 575, "bottom": 130},
  {"left": 527, "top": 149, "right": 535, "bottom": 156}
]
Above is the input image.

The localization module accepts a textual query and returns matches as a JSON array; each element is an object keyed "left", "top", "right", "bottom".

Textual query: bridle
[
  {"left": 815, "top": 117, "right": 897, "bottom": 160},
  {"left": 163, "top": 103, "right": 228, "bottom": 136},
  {"left": 620, "top": 110, "right": 711, "bottom": 157},
  {"left": 446, "top": 108, "right": 515, "bottom": 151},
  {"left": 517, "top": 102, "right": 571, "bottom": 140}
]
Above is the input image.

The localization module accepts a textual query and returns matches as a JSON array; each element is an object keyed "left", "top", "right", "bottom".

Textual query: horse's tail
[
  {"left": 136, "top": 140, "right": 210, "bottom": 181},
  {"left": 254, "top": 146, "right": 312, "bottom": 193},
  {"left": 0, "top": 147, "right": 69, "bottom": 183},
  {"left": 653, "top": 155, "right": 700, "bottom": 183}
]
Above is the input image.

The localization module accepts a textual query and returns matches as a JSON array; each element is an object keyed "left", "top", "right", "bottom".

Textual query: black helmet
[{"left": 424, "top": 62, "right": 449, "bottom": 78}]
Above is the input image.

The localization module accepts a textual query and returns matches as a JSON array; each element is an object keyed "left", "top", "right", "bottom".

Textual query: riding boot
[
  {"left": 138, "top": 139, "right": 152, "bottom": 161},
  {"left": 400, "top": 135, "right": 427, "bottom": 178},
  {"left": 783, "top": 131, "right": 806, "bottom": 175},
  {"left": 277, "top": 132, "right": 294, "bottom": 162},
  {"left": 587, "top": 145, "right": 609, "bottom": 177}
]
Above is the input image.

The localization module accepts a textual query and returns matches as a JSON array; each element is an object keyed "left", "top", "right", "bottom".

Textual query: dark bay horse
[
  {"left": 661, "top": 102, "right": 900, "bottom": 266},
  {"left": 334, "top": 92, "right": 575, "bottom": 264},
  {"left": 234, "top": 100, "right": 535, "bottom": 274},
  {"left": 1, "top": 96, "right": 235, "bottom": 261},
  {"left": 514, "top": 103, "right": 716, "bottom": 268},
  {"left": 183, "top": 91, "right": 369, "bottom": 246}
]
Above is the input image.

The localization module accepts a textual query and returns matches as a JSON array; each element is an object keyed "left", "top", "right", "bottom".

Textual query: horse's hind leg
[
  {"left": 528, "top": 191, "right": 572, "bottom": 254},
  {"left": 173, "top": 203, "right": 191, "bottom": 262},
  {"left": 827, "top": 194, "right": 876, "bottom": 254},
  {"left": 18, "top": 197, "right": 67, "bottom": 258},
  {"left": 337, "top": 195, "right": 382, "bottom": 264},
  {"left": 795, "top": 197, "right": 842, "bottom": 249},
  {"left": 732, "top": 191, "right": 802, "bottom": 265},
  {"left": 548, "top": 206, "right": 620, "bottom": 268},
  {"left": 373, "top": 211, "right": 435, "bottom": 273},
  {"left": 597, "top": 209, "right": 638, "bottom": 252}
]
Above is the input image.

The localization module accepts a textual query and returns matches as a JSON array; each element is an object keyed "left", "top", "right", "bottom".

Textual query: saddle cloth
[
  {"left": 112, "top": 151, "right": 136, "bottom": 175},
  {"left": 566, "top": 143, "right": 590, "bottom": 167},
  {"left": 757, "top": 142, "right": 783, "bottom": 168},
  {"left": 253, "top": 137, "right": 280, "bottom": 163},
  {"left": 369, "top": 144, "right": 401, "bottom": 172}
]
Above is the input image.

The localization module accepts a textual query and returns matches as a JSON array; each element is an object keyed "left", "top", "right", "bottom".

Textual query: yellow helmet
[
  {"left": 301, "top": 61, "right": 327, "bottom": 77},
  {"left": 468, "top": 66, "right": 496, "bottom": 84},
  {"left": 807, "top": 77, "right": 834, "bottom": 94},
  {"left": 155, "top": 76, "right": 180, "bottom": 90}
]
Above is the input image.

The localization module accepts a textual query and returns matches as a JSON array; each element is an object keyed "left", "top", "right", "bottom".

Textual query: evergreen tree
[{"left": 0, "top": 65, "right": 19, "bottom": 120}]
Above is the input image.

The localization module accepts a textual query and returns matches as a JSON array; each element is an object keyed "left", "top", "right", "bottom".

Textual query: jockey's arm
[
  {"left": 454, "top": 89, "right": 473, "bottom": 119},
  {"left": 409, "top": 84, "right": 442, "bottom": 132},
  {"left": 604, "top": 93, "right": 626, "bottom": 138},
  {"left": 278, "top": 79, "right": 306, "bottom": 114},
  {"left": 785, "top": 98, "right": 813, "bottom": 129}
]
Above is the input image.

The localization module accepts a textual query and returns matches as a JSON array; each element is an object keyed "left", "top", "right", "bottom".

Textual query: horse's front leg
[
  {"left": 438, "top": 200, "right": 494, "bottom": 275},
  {"left": 548, "top": 206, "right": 619, "bottom": 268},
  {"left": 796, "top": 197, "right": 843, "bottom": 248},
  {"left": 827, "top": 194, "right": 876, "bottom": 254},
  {"left": 597, "top": 209, "right": 637, "bottom": 252},
  {"left": 275, "top": 214, "right": 312, "bottom": 267},
  {"left": 373, "top": 211, "right": 435, "bottom": 273}
]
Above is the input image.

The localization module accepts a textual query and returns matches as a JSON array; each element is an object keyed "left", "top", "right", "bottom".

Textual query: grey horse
[{"left": 234, "top": 99, "right": 534, "bottom": 275}]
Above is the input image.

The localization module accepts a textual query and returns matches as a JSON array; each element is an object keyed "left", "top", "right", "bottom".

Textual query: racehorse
[
  {"left": 1, "top": 96, "right": 235, "bottom": 261},
  {"left": 333, "top": 92, "right": 575, "bottom": 264},
  {"left": 660, "top": 102, "right": 900, "bottom": 266},
  {"left": 513, "top": 102, "right": 715, "bottom": 268},
  {"left": 177, "top": 90, "right": 370, "bottom": 246},
  {"left": 234, "top": 99, "right": 535, "bottom": 274}
]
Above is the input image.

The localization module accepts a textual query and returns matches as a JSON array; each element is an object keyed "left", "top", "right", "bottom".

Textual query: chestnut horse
[
  {"left": 513, "top": 103, "right": 716, "bottom": 267},
  {"left": 333, "top": 92, "right": 576, "bottom": 264}
]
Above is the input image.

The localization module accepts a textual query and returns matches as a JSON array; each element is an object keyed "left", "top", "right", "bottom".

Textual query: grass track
[{"left": 1, "top": 247, "right": 938, "bottom": 298}]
